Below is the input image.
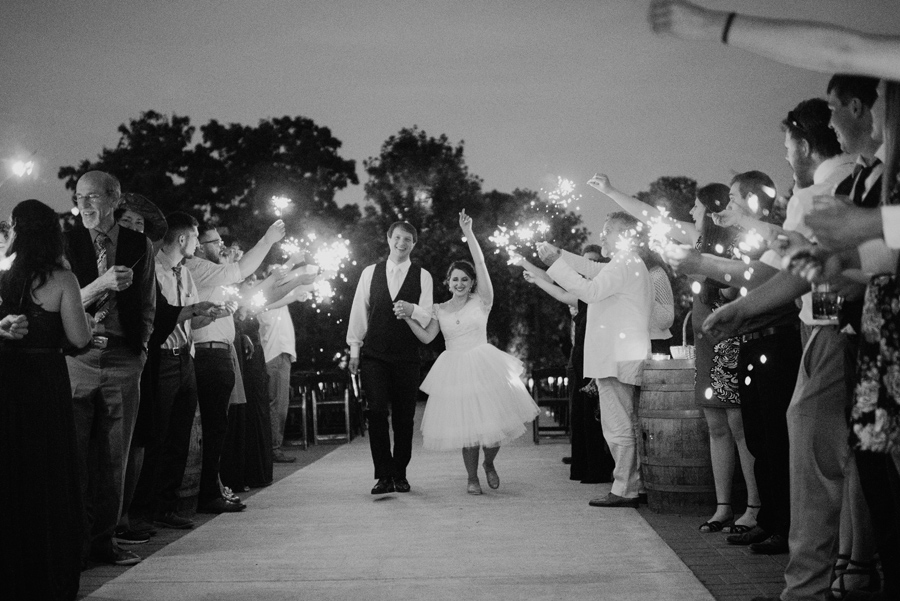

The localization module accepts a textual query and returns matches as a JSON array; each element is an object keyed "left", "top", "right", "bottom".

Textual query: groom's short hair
[{"left": 387, "top": 221, "right": 418, "bottom": 243}]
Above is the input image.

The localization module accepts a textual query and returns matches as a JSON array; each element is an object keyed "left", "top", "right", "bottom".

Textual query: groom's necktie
[{"left": 389, "top": 265, "right": 403, "bottom": 298}]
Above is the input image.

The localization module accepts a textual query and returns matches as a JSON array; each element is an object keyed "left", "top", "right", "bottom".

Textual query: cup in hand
[{"left": 811, "top": 283, "right": 841, "bottom": 322}]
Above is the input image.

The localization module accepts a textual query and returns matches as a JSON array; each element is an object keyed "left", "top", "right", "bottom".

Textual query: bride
[{"left": 394, "top": 210, "right": 538, "bottom": 495}]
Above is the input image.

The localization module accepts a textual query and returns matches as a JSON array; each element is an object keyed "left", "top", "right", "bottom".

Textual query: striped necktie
[
  {"left": 94, "top": 233, "right": 111, "bottom": 322},
  {"left": 173, "top": 264, "right": 183, "bottom": 304}
]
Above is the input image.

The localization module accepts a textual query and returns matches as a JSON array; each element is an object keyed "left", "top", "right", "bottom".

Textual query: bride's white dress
[{"left": 420, "top": 296, "right": 539, "bottom": 450}]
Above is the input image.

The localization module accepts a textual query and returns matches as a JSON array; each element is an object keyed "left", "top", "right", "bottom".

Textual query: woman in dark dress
[
  {"left": 0, "top": 199, "right": 93, "bottom": 600},
  {"left": 236, "top": 303, "right": 274, "bottom": 488}
]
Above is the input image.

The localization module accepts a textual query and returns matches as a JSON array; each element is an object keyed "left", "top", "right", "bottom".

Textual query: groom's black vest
[
  {"left": 64, "top": 225, "right": 149, "bottom": 355},
  {"left": 361, "top": 261, "right": 424, "bottom": 363}
]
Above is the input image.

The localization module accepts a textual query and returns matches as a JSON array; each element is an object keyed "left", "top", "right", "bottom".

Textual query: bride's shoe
[
  {"left": 467, "top": 479, "right": 483, "bottom": 495},
  {"left": 483, "top": 463, "right": 500, "bottom": 489}
]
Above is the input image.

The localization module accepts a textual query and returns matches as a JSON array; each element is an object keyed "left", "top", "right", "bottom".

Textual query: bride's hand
[{"left": 459, "top": 209, "right": 474, "bottom": 237}]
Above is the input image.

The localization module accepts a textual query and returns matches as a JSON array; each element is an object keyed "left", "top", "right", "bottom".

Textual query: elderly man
[
  {"left": 186, "top": 219, "right": 285, "bottom": 513},
  {"left": 65, "top": 171, "right": 156, "bottom": 567},
  {"left": 539, "top": 211, "right": 652, "bottom": 508}
]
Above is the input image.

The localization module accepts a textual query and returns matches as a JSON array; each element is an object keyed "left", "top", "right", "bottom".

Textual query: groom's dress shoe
[{"left": 371, "top": 478, "right": 395, "bottom": 495}]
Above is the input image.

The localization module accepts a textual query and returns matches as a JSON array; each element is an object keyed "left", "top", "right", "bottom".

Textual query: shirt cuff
[
  {"left": 883, "top": 206, "right": 900, "bottom": 249},
  {"left": 349, "top": 343, "right": 360, "bottom": 358}
]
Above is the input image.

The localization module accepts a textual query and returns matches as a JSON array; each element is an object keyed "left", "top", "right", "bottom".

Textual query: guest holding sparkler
[
  {"left": 64, "top": 171, "right": 156, "bottom": 567},
  {"left": 1, "top": 199, "right": 92, "bottom": 599},
  {"left": 588, "top": 174, "right": 760, "bottom": 531},
  {"left": 517, "top": 246, "right": 615, "bottom": 485},
  {"left": 538, "top": 211, "right": 652, "bottom": 507},
  {"left": 348, "top": 221, "right": 434, "bottom": 495},
  {"left": 395, "top": 210, "right": 538, "bottom": 494},
  {"left": 186, "top": 219, "right": 285, "bottom": 514}
]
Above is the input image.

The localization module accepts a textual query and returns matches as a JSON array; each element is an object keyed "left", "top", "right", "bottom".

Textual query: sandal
[
  {"left": 699, "top": 503, "right": 733, "bottom": 533},
  {"left": 723, "top": 503, "right": 760, "bottom": 534},
  {"left": 831, "top": 559, "right": 880, "bottom": 600}
]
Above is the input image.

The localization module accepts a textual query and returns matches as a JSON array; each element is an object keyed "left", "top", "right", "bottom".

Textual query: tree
[{"left": 635, "top": 175, "right": 697, "bottom": 224}]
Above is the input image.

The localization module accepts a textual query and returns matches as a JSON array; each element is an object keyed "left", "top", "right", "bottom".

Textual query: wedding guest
[{"left": 0, "top": 199, "right": 92, "bottom": 599}]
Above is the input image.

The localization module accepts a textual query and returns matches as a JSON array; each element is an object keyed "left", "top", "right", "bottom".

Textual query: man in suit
[
  {"left": 346, "top": 221, "right": 434, "bottom": 495},
  {"left": 540, "top": 212, "right": 652, "bottom": 508},
  {"left": 65, "top": 171, "right": 156, "bottom": 566}
]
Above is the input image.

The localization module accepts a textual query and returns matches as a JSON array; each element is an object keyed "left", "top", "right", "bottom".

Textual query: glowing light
[
  {"left": 761, "top": 185, "right": 776, "bottom": 199},
  {"left": 759, "top": 354, "right": 767, "bottom": 364},
  {"left": 745, "top": 376, "right": 752, "bottom": 386},
  {"left": 11, "top": 160, "right": 34, "bottom": 177},
  {"left": 747, "top": 364, "right": 753, "bottom": 371},
  {"left": 714, "top": 244, "right": 724, "bottom": 254},
  {"left": 221, "top": 285, "right": 241, "bottom": 301},
  {"left": 691, "top": 281, "right": 702, "bottom": 294},
  {"left": 545, "top": 177, "right": 581, "bottom": 208},
  {"left": 740, "top": 287, "right": 748, "bottom": 297},
  {"left": 747, "top": 194, "right": 760, "bottom": 213},
  {"left": 270, "top": 195, "right": 292, "bottom": 217},
  {"left": 71, "top": 207, "right": 80, "bottom": 216},
  {"left": 250, "top": 292, "right": 267, "bottom": 309},
  {"left": 619, "top": 333, "right": 626, "bottom": 339},
  {"left": 724, "top": 274, "right": 732, "bottom": 282},
  {"left": 314, "top": 280, "right": 334, "bottom": 300},
  {"left": 705, "top": 388, "right": 713, "bottom": 400},
  {"left": 280, "top": 237, "right": 303, "bottom": 258}
]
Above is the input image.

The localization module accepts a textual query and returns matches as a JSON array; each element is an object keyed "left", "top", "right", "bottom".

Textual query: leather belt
[
  {"left": 194, "top": 341, "right": 230, "bottom": 350},
  {"left": 741, "top": 323, "right": 801, "bottom": 344},
  {"left": 160, "top": 344, "right": 191, "bottom": 357}
]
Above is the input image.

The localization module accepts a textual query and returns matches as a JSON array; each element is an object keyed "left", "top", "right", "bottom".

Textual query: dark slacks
[
  {"left": 131, "top": 353, "right": 198, "bottom": 516},
  {"left": 568, "top": 367, "right": 613, "bottom": 483},
  {"left": 737, "top": 327, "right": 801, "bottom": 539},
  {"left": 67, "top": 345, "right": 144, "bottom": 558},
  {"left": 360, "top": 356, "right": 420, "bottom": 480},
  {"left": 856, "top": 450, "right": 900, "bottom": 600},
  {"left": 193, "top": 347, "right": 236, "bottom": 504}
]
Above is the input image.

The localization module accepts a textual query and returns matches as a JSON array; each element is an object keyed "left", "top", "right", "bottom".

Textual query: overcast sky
[{"left": 2, "top": 0, "right": 898, "bottom": 240}]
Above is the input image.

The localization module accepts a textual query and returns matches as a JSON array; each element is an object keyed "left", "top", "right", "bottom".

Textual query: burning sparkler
[{"left": 271, "top": 195, "right": 292, "bottom": 217}]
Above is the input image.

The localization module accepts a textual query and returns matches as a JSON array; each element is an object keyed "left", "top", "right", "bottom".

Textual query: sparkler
[
  {"left": 250, "top": 291, "right": 267, "bottom": 309},
  {"left": 545, "top": 177, "right": 581, "bottom": 209},
  {"left": 271, "top": 195, "right": 292, "bottom": 217}
]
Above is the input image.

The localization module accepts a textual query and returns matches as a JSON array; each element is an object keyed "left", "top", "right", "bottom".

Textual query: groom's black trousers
[{"left": 360, "top": 357, "right": 421, "bottom": 480}]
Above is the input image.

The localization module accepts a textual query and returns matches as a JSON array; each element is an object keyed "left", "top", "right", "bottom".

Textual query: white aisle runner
[{"left": 86, "top": 405, "right": 713, "bottom": 601}]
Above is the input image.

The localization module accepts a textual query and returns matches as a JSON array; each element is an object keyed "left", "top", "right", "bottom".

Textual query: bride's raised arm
[{"left": 460, "top": 209, "right": 493, "bottom": 306}]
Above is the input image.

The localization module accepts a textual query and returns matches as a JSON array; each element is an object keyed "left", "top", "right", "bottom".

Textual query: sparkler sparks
[
  {"left": 271, "top": 195, "right": 292, "bottom": 217},
  {"left": 545, "top": 177, "right": 581, "bottom": 209}
]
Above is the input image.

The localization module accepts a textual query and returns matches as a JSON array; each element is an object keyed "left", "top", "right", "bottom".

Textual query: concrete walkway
[{"left": 85, "top": 407, "right": 714, "bottom": 601}]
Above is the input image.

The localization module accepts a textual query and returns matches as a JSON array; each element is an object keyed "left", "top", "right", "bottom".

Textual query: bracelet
[{"left": 721, "top": 12, "right": 737, "bottom": 45}]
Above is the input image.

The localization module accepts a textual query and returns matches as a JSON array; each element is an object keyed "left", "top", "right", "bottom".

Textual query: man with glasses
[
  {"left": 64, "top": 171, "right": 156, "bottom": 567},
  {"left": 186, "top": 219, "right": 285, "bottom": 513}
]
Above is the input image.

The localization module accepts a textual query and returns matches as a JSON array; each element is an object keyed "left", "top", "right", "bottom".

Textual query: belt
[
  {"left": 194, "top": 341, "right": 230, "bottom": 350},
  {"left": 0, "top": 346, "right": 63, "bottom": 354},
  {"left": 741, "top": 323, "right": 801, "bottom": 344},
  {"left": 160, "top": 344, "right": 191, "bottom": 357}
]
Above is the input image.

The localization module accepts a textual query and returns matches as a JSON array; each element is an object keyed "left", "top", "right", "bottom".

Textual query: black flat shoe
[
  {"left": 750, "top": 534, "right": 789, "bottom": 555},
  {"left": 371, "top": 478, "right": 395, "bottom": 495},
  {"left": 393, "top": 477, "right": 411, "bottom": 493}
]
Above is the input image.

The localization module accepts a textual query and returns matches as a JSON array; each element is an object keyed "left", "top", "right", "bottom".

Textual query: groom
[{"left": 347, "top": 221, "right": 434, "bottom": 494}]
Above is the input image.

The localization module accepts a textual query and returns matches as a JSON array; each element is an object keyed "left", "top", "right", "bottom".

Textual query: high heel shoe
[
  {"left": 467, "top": 479, "right": 483, "bottom": 495},
  {"left": 699, "top": 503, "right": 733, "bottom": 533},
  {"left": 483, "top": 463, "right": 500, "bottom": 489},
  {"left": 831, "top": 559, "right": 881, "bottom": 600}
]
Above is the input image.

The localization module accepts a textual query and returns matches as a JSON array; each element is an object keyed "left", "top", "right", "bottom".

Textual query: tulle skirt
[{"left": 420, "top": 343, "right": 539, "bottom": 450}]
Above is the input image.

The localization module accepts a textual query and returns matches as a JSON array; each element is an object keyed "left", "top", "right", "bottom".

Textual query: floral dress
[{"left": 852, "top": 180, "right": 900, "bottom": 453}]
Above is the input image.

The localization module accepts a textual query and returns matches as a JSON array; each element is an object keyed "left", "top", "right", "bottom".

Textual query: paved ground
[{"left": 78, "top": 403, "right": 787, "bottom": 601}]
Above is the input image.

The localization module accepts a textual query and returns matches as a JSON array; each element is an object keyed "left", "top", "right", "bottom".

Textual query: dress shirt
[
  {"left": 155, "top": 253, "right": 199, "bottom": 352},
  {"left": 761, "top": 154, "right": 855, "bottom": 326},
  {"left": 185, "top": 256, "right": 242, "bottom": 344},
  {"left": 257, "top": 305, "right": 297, "bottom": 364},
  {"left": 857, "top": 147, "right": 899, "bottom": 274},
  {"left": 89, "top": 224, "right": 155, "bottom": 343},
  {"left": 346, "top": 258, "right": 434, "bottom": 358},
  {"left": 548, "top": 249, "right": 651, "bottom": 384}
]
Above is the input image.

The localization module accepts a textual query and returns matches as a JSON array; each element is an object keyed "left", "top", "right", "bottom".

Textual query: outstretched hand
[
  {"left": 587, "top": 173, "right": 613, "bottom": 195},
  {"left": 661, "top": 244, "right": 702, "bottom": 275},
  {"left": 537, "top": 242, "right": 561, "bottom": 266},
  {"left": 702, "top": 302, "right": 747, "bottom": 344},
  {"left": 648, "top": 0, "right": 721, "bottom": 40},
  {"left": 459, "top": 209, "right": 474, "bottom": 237}
]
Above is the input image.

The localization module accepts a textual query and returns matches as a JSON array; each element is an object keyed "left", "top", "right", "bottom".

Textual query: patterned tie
[
  {"left": 173, "top": 264, "right": 183, "bottom": 304},
  {"left": 93, "top": 233, "right": 111, "bottom": 322}
]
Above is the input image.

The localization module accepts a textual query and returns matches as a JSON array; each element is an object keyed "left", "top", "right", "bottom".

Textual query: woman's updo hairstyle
[{"left": 444, "top": 260, "right": 477, "bottom": 294}]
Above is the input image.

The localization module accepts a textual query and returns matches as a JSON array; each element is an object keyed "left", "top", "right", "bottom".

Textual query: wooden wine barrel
[
  {"left": 638, "top": 358, "right": 715, "bottom": 514},
  {"left": 176, "top": 406, "right": 203, "bottom": 515}
]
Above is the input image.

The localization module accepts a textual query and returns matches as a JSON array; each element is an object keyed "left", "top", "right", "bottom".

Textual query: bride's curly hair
[
  {"left": 0, "top": 199, "right": 66, "bottom": 312},
  {"left": 444, "top": 260, "right": 477, "bottom": 294}
]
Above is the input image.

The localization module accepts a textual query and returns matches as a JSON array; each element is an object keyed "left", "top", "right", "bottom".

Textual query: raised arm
[
  {"left": 523, "top": 270, "right": 578, "bottom": 307},
  {"left": 588, "top": 173, "right": 698, "bottom": 245},
  {"left": 236, "top": 220, "right": 286, "bottom": 279},
  {"left": 460, "top": 210, "right": 493, "bottom": 306},
  {"left": 648, "top": 0, "right": 900, "bottom": 81}
]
